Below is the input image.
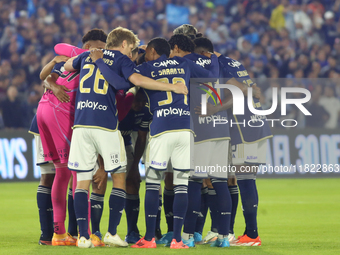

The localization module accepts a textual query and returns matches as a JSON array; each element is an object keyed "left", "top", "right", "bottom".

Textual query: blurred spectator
[
  {"left": 322, "top": 11, "right": 338, "bottom": 46},
  {"left": 306, "top": 88, "right": 330, "bottom": 128},
  {"left": 0, "top": 86, "right": 27, "bottom": 129},
  {"left": 318, "top": 86, "right": 340, "bottom": 129},
  {"left": 269, "top": 0, "right": 288, "bottom": 32}
]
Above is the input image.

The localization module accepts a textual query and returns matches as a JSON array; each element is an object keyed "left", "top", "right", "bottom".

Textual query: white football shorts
[
  {"left": 68, "top": 128, "right": 126, "bottom": 173},
  {"left": 35, "top": 135, "right": 55, "bottom": 174},
  {"left": 192, "top": 139, "right": 230, "bottom": 179},
  {"left": 231, "top": 139, "right": 268, "bottom": 165},
  {"left": 146, "top": 131, "right": 193, "bottom": 171}
]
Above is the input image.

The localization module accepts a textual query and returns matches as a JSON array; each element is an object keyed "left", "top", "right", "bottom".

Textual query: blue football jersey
[
  {"left": 72, "top": 50, "right": 134, "bottom": 131},
  {"left": 136, "top": 55, "right": 214, "bottom": 137},
  {"left": 119, "top": 106, "right": 152, "bottom": 146},
  {"left": 218, "top": 55, "right": 272, "bottom": 144},
  {"left": 185, "top": 53, "right": 230, "bottom": 143},
  {"left": 52, "top": 62, "right": 66, "bottom": 76}
]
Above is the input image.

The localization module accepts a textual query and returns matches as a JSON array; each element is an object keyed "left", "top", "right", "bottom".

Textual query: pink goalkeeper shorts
[{"left": 37, "top": 102, "right": 74, "bottom": 164}]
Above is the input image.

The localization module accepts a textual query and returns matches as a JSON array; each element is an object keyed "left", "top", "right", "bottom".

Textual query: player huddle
[{"left": 30, "top": 24, "right": 272, "bottom": 249}]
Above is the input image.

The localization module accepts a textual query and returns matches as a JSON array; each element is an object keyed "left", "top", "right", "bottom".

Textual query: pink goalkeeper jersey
[
  {"left": 39, "top": 69, "right": 80, "bottom": 114},
  {"left": 39, "top": 43, "right": 87, "bottom": 113}
]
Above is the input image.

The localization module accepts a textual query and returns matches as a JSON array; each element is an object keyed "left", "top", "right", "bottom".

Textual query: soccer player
[
  {"left": 154, "top": 34, "right": 219, "bottom": 246},
  {"left": 129, "top": 37, "right": 218, "bottom": 249},
  {"left": 64, "top": 27, "right": 187, "bottom": 248},
  {"left": 195, "top": 38, "right": 272, "bottom": 246},
  {"left": 168, "top": 34, "right": 233, "bottom": 248},
  {"left": 36, "top": 29, "right": 108, "bottom": 246},
  {"left": 29, "top": 116, "right": 56, "bottom": 245},
  {"left": 29, "top": 54, "right": 71, "bottom": 245}
]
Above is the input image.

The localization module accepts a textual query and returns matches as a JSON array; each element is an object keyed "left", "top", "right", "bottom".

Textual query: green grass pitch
[{"left": 0, "top": 178, "right": 339, "bottom": 254}]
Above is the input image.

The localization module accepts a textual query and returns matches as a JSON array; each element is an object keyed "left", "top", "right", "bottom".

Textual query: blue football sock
[
  {"left": 74, "top": 189, "right": 89, "bottom": 239},
  {"left": 67, "top": 189, "right": 77, "bottom": 236},
  {"left": 207, "top": 188, "right": 219, "bottom": 233},
  {"left": 163, "top": 188, "right": 174, "bottom": 232},
  {"left": 37, "top": 185, "right": 53, "bottom": 240},
  {"left": 125, "top": 194, "right": 140, "bottom": 234},
  {"left": 108, "top": 188, "right": 126, "bottom": 236},
  {"left": 195, "top": 186, "right": 208, "bottom": 234},
  {"left": 183, "top": 181, "right": 201, "bottom": 235},
  {"left": 211, "top": 179, "right": 231, "bottom": 236},
  {"left": 145, "top": 183, "right": 160, "bottom": 241},
  {"left": 173, "top": 185, "right": 188, "bottom": 242},
  {"left": 90, "top": 192, "right": 104, "bottom": 234},
  {"left": 228, "top": 185, "right": 239, "bottom": 234},
  {"left": 156, "top": 193, "right": 162, "bottom": 231},
  {"left": 237, "top": 179, "right": 258, "bottom": 238}
]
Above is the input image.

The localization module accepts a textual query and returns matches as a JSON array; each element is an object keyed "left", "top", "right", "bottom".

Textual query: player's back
[
  {"left": 136, "top": 55, "right": 191, "bottom": 137},
  {"left": 184, "top": 52, "right": 212, "bottom": 69},
  {"left": 72, "top": 50, "right": 133, "bottom": 131},
  {"left": 184, "top": 53, "right": 230, "bottom": 143},
  {"left": 218, "top": 55, "right": 272, "bottom": 144}
]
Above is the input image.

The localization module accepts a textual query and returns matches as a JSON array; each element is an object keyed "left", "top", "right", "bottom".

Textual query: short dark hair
[
  {"left": 147, "top": 37, "right": 170, "bottom": 57},
  {"left": 168, "top": 34, "right": 195, "bottom": 53},
  {"left": 82, "top": 28, "right": 107, "bottom": 44},
  {"left": 193, "top": 37, "right": 214, "bottom": 53},
  {"left": 136, "top": 52, "right": 146, "bottom": 65}
]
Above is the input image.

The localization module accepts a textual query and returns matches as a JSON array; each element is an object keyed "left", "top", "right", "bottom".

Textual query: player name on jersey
[
  {"left": 137, "top": 54, "right": 217, "bottom": 137},
  {"left": 218, "top": 55, "right": 272, "bottom": 145}
]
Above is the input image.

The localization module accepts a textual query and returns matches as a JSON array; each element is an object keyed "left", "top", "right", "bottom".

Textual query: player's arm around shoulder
[
  {"left": 40, "top": 55, "right": 69, "bottom": 80},
  {"left": 64, "top": 56, "right": 80, "bottom": 72},
  {"left": 128, "top": 72, "right": 188, "bottom": 95}
]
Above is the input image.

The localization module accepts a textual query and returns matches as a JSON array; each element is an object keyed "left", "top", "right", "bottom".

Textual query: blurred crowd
[{"left": 0, "top": 0, "right": 340, "bottom": 129}]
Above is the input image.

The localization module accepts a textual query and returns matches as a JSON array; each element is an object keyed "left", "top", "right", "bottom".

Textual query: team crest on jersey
[
  {"left": 228, "top": 60, "right": 241, "bottom": 68},
  {"left": 153, "top": 59, "right": 179, "bottom": 67}
]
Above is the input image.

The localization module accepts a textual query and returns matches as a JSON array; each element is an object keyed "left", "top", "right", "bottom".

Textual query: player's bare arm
[
  {"left": 93, "top": 154, "right": 107, "bottom": 190},
  {"left": 64, "top": 56, "right": 78, "bottom": 72},
  {"left": 40, "top": 55, "right": 69, "bottom": 80},
  {"left": 44, "top": 73, "right": 71, "bottom": 103},
  {"left": 127, "top": 130, "right": 147, "bottom": 186}
]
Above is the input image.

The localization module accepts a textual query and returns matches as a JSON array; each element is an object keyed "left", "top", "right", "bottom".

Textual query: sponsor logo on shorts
[
  {"left": 151, "top": 160, "right": 162, "bottom": 166},
  {"left": 156, "top": 107, "right": 190, "bottom": 117},
  {"left": 68, "top": 161, "right": 74, "bottom": 166},
  {"left": 247, "top": 156, "right": 258, "bottom": 160},
  {"left": 162, "top": 161, "right": 167, "bottom": 167},
  {"left": 77, "top": 100, "right": 108, "bottom": 111},
  {"left": 43, "top": 152, "right": 54, "bottom": 158},
  {"left": 74, "top": 162, "right": 79, "bottom": 168}
]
